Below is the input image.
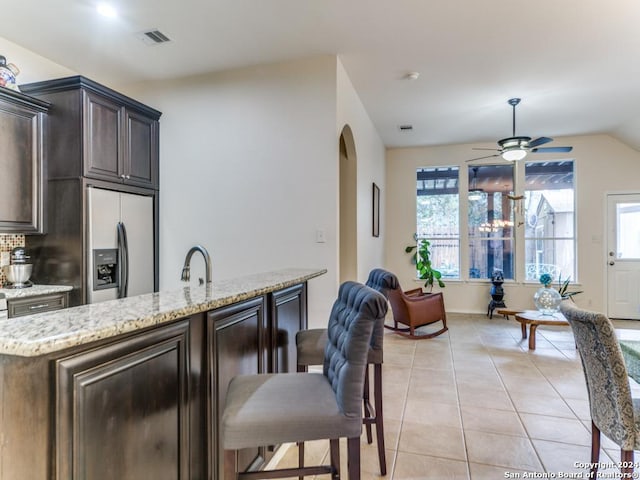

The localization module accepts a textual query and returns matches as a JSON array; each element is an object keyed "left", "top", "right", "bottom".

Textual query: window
[
  {"left": 416, "top": 167, "right": 460, "bottom": 278},
  {"left": 524, "top": 161, "right": 575, "bottom": 282},
  {"left": 415, "top": 159, "right": 577, "bottom": 283},
  {"left": 468, "top": 165, "right": 515, "bottom": 279}
]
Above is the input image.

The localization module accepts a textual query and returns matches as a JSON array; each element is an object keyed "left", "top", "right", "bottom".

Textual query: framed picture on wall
[{"left": 372, "top": 182, "right": 380, "bottom": 237}]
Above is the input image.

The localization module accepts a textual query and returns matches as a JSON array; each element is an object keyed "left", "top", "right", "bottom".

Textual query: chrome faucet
[{"left": 181, "top": 245, "right": 212, "bottom": 286}]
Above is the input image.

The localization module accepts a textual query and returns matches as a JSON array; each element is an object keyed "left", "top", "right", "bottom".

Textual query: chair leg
[
  {"left": 330, "top": 438, "right": 340, "bottom": 480},
  {"left": 224, "top": 449, "right": 237, "bottom": 480},
  {"left": 373, "top": 363, "right": 387, "bottom": 476},
  {"left": 347, "top": 436, "right": 361, "bottom": 480},
  {"left": 621, "top": 450, "right": 634, "bottom": 478},
  {"left": 591, "top": 420, "right": 600, "bottom": 478},
  {"left": 363, "top": 364, "right": 373, "bottom": 444},
  {"left": 296, "top": 363, "right": 307, "bottom": 480},
  {"left": 297, "top": 442, "right": 304, "bottom": 480}
]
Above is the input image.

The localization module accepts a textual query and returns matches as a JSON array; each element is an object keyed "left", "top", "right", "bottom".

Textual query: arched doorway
[{"left": 339, "top": 125, "right": 357, "bottom": 283}]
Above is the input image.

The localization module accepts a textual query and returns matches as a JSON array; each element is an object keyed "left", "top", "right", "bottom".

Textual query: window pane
[
  {"left": 525, "top": 238, "right": 575, "bottom": 281},
  {"left": 469, "top": 238, "right": 514, "bottom": 279},
  {"left": 468, "top": 165, "right": 515, "bottom": 279},
  {"left": 524, "top": 161, "right": 575, "bottom": 282},
  {"left": 617, "top": 203, "right": 640, "bottom": 259},
  {"left": 429, "top": 238, "right": 460, "bottom": 278},
  {"left": 416, "top": 167, "right": 459, "bottom": 278}
]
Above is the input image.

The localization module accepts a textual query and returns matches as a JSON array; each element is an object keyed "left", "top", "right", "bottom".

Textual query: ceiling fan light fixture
[{"left": 502, "top": 148, "right": 527, "bottom": 161}]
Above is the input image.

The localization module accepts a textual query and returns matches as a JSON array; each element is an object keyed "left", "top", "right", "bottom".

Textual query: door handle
[{"left": 609, "top": 261, "right": 615, "bottom": 266}]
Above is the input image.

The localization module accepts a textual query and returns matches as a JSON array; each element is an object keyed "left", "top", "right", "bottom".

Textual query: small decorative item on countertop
[
  {"left": 0, "top": 55, "right": 21, "bottom": 92},
  {"left": 534, "top": 273, "right": 562, "bottom": 315}
]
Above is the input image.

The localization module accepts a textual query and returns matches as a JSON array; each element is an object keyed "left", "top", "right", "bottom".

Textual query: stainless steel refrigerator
[{"left": 86, "top": 186, "right": 154, "bottom": 303}]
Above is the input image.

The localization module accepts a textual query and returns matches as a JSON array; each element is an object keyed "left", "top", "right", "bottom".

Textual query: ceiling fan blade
[
  {"left": 531, "top": 146, "right": 573, "bottom": 153},
  {"left": 528, "top": 137, "right": 553, "bottom": 148},
  {"left": 472, "top": 147, "right": 501, "bottom": 151},
  {"left": 465, "top": 153, "right": 500, "bottom": 162}
]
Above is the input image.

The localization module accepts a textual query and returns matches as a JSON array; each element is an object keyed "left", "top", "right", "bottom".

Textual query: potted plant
[
  {"left": 405, "top": 235, "right": 445, "bottom": 292},
  {"left": 557, "top": 275, "right": 583, "bottom": 301}
]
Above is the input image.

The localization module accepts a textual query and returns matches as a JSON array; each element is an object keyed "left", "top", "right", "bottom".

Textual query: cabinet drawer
[{"left": 8, "top": 292, "right": 69, "bottom": 318}]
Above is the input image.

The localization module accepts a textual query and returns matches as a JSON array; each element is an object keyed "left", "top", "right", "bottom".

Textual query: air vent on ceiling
[
  {"left": 399, "top": 125, "right": 413, "bottom": 131},
  {"left": 136, "top": 29, "right": 172, "bottom": 45}
]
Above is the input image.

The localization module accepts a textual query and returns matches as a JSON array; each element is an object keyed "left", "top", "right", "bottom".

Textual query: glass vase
[{"left": 534, "top": 287, "right": 562, "bottom": 315}]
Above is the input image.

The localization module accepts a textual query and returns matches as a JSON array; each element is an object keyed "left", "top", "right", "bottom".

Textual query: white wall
[
  {"left": 0, "top": 36, "right": 76, "bottom": 83},
  {"left": 385, "top": 134, "right": 640, "bottom": 314},
  {"left": 336, "top": 58, "right": 386, "bottom": 282},
  {"left": 122, "top": 56, "right": 339, "bottom": 326}
]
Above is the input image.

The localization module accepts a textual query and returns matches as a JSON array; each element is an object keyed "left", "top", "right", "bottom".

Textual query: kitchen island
[{"left": 0, "top": 268, "right": 325, "bottom": 480}]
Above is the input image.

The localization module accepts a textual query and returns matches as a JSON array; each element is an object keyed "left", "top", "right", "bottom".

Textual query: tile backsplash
[{"left": 0, "top": 234, "right": 26, "bottom": 287}]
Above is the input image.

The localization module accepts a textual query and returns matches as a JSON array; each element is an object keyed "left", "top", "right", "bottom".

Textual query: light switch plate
[
  {"left": 315, "top": 229, "right": 326, "bottom": 243},
  {"left": 0, "top": 252, "right": 9, "bottom": 267}
]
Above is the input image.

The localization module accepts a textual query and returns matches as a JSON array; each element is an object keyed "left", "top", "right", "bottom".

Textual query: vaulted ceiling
[{"left": 3, "top": 0, "right": 640, "bottom": 150}]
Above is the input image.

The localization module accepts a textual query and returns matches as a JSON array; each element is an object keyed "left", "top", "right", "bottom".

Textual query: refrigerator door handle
[{"left": 117, "top": 222, "right": 130, "bottom": 298}]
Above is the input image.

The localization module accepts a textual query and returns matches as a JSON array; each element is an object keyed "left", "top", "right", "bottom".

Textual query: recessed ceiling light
[{"left": 97, "top": 3, "right": 117, "bottom": 18}]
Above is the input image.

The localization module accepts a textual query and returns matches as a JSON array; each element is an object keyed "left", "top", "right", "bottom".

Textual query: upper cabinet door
[
  {"left": 0, "top": 89, "right": 48, "bottom": 234},
  {"left": 124, "top": 109, "right": 158, "bottom": 188},
  {"left": 84, "top": 91, "right": 123, "bottom": 182},
  {"left": 83, "top": 90, "right": 159, "bottom": 189}
]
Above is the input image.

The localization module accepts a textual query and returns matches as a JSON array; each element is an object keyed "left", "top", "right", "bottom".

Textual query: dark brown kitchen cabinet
[
  {"left": 0, "top": 283, "right": 309, "bottom": 480},
  {"left": 84, "top": 90, "right": 159, "bottom": 188},
  {"left": 22, "top": 76, "right": 161, "bottom": 306},
  {"left": 21, "top": 76, "right": 161, "bottom": 190},
  {"left": 207, "top": 296, "right": 268, "bottom": 480},
  {"left": 0, "top": 87, "right": 49, "bottom": 234},
  {"left": 269, "top": 283, "right": 307, "bottom": 374},
  {"left": 55, "top": 319, "right": 194, "bottom": 480},
  {"left": 7, "top": 291, "right": 69, "bottom": 318}
]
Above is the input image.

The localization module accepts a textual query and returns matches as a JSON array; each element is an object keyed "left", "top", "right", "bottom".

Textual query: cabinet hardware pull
[{"left": 29, "top": 303, "right": 50, "bottom": 310}]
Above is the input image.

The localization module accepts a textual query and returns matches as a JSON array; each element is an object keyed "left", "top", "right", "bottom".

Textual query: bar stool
[
  {"left": 221, "top": 281, "right": 388, "bottom": 480},
  {"left": 295, "top": 268, "right": 398, "bottom": 476}
]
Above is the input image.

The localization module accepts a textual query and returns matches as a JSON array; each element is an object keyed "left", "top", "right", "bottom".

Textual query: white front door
[{"left": 607, "top": 193, "right": 640, "bottom": 319}]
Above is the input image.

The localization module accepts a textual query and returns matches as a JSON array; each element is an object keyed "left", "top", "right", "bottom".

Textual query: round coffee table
[{"left": 514, "top": 310, "right": 569, "bottom": 350}]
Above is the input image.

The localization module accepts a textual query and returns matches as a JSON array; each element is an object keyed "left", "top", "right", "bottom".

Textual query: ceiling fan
[{"left": 466, "top": 98, "right": 573, "bottom": 163}]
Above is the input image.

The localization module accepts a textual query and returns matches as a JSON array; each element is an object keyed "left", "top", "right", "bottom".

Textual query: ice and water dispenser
[{"left": 93, "top": 249, "right": 118, "bottom": 290}]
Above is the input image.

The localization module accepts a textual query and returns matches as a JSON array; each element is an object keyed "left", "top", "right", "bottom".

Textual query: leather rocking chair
[{"left": 385, "top": 281, "right": 448, "bottom": 340}]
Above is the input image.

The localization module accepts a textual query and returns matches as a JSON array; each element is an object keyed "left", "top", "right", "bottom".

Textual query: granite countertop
[
  {"left": 0, "top": 268, "right": 326, "bottom": 358},
  {"left": 0, "top": 284, "right": 73, "bottom": 299}
]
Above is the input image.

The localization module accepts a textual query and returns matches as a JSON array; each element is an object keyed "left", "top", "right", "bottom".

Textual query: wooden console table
[{"left": 514, "top": 310, "right": 569, "bottom": 350}]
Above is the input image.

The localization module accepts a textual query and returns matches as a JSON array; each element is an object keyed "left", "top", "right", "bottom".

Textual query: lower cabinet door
[
  {"left": 55, "top": 320, "right": 191, "bottom": 480},
  {"left": 269, "top": 283, "right": 307, "bottom": 374},
  {"left": 208, "top": 296, "right": 266, "bottom": 480}
]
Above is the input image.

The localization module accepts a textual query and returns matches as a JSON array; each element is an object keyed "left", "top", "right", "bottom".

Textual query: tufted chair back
[
  {"left": 365, "top": 268, "right": 399, "bottom": 362},
  {"left": 323, "top": 281, "right": 388, "bottom": 418},
  {"left": 560, "top": 301, "right": 638, "bottom": 449}
]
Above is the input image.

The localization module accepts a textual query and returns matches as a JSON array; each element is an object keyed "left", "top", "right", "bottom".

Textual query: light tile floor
[{"left": 276, "top": 312, "right": 640, "bottom": 479}]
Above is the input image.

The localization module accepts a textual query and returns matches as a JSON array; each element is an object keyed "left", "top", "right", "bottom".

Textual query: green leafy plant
[
  {"left": 557, "top": 276, "right": 583, "bottom": 301},
  {"left": 405, "top": 235, "right": 445, "bottom": 292}
]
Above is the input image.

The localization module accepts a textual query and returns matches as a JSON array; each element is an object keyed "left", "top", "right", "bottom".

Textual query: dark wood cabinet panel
[
  {"left": 84, "top": 90, "right": 122, "bottom": 181},
  {"left": 269, "top": 283, "right": 307, "bottom": 374},
  {"left": 207, "top": 296, "right": 267, "bottom": 479},
  {"left": 0, "top": 88, "right": 49, "bottom": 233},
  {"left": 0, "top": 283, "right": 309, "bottom": 479},
  {"left": 125, "top": 108, "right": 159, "bottom": 187},
  {"left": 21, "top": 76, "right": 161, "bottom": 190},
  {"left": 7, "top": 291, "right": 69, "bottom": 318},
  {"left": 55, "top": 320, "right": 192, "bottom": 480}
]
